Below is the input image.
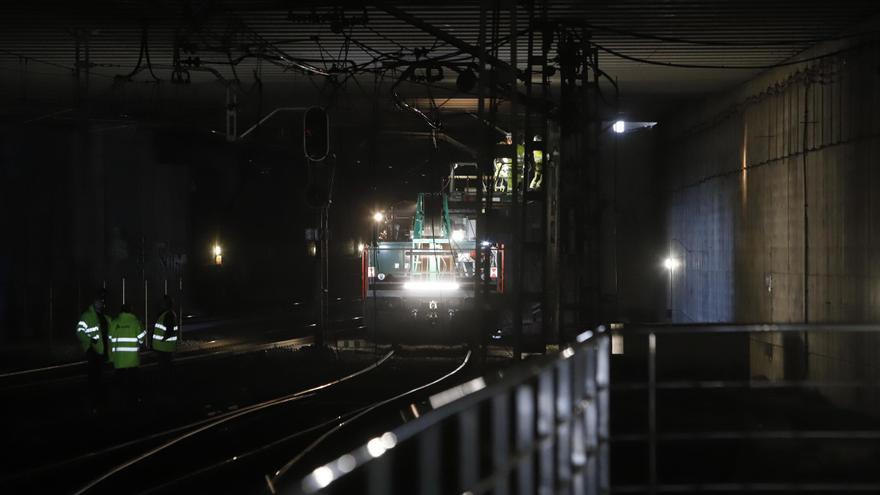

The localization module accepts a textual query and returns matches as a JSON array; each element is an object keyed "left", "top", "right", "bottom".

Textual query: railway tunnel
[{"left": 2, "top": 1, "right": 880, "bottom": 494}]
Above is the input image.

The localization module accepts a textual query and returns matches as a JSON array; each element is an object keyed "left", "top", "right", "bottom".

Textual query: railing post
[
  {"left": 538, "top": 369, "right": 555, "bottom": 495},
  {"left": 648, "top": 332, "right": 657, "bottom": 494},
  {"left": 584, "top": 344, "right": 598, "bottom": 495},
  {"left": 367, "top": 453, "right": 391, "bottom": 495},
  {"left": 597, "top": 333, "right": 610, "bottom": 494},
  {"left": 516, "top": 383, "right": 535, "bottom": 494},
  {"left": 419, "top": 426, "right": 441, "bottom": 495},
  {"left": 492, "top": 393, "right": 511, "bottom": 495},
  {"left": 570, "top": 350, "right": 588, "bottom": 495},
  {"left": 556, "top": 358, "right": 573, "bottom": 494},
  {"left": 459, "top": 407, "right": 479, "bottom": 492}
]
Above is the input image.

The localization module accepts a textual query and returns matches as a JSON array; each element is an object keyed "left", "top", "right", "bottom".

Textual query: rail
[
  {"left": 611, "top": 323, "right": 880, "bottom": 494},
  {"left": 286, "top": 329, "right": 610, "bottom": 495},
  {"left": 0, "top": 327, "right": 354, "bottom": 384},
  {"left": 138, "top": 350, "right": 473, "bottom": 493},
  {"left": 69, "top": 350, "right": 395, "bottom": 495}
]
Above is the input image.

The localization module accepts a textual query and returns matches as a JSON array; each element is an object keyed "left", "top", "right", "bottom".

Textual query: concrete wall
[
  {"left": 662, "top": 33, "right": 880, "bottom": 411},
  {"left": 0, "top": 123, "right": 190, "bottom": 342},
  {"left": 602, "top": 128, "right": 666, "bottom": 322}
]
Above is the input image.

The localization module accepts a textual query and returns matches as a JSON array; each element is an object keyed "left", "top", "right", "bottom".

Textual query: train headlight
[{"left": 403, "top": 281, "right": 460, "bottom": 292}]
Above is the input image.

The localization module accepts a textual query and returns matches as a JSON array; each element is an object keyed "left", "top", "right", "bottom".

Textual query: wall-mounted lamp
[{"left": 663, "top": 256, "right": 681, "bottom": 271}]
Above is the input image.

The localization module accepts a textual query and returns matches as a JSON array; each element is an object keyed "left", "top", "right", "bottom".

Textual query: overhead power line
[
  {"left": 594, "top": 42, "right": 865, "bottom": 70},
  {"left": 583, "top": 22, "right": 879, "bottom": 47}
]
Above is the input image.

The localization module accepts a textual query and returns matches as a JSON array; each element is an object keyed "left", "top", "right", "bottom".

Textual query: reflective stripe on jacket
[
  {"left": 152, "top": 310, "right": 179, "bottom": 353},
  {"left": 109, "top": 312, "right": 144, "bottom": 369},
  {"left": 76, "top": 307, "right": 109, "bottom": 355}
]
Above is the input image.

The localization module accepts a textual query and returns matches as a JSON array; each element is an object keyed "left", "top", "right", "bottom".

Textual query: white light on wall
[
  {"left": 372, "top": 212, "right": 384, "bottom": 223},
  {"left": 663, "top": 257, "right": 681, "bottom": 271},
  {"left": 213, "top": 244, "right": 223, "bottom": 265},
  {"left": 613, "top": 120, "right": 626, "bottom": 134},
  {"left": 451, "top": 229, "right": 465, "bottom": 242}
]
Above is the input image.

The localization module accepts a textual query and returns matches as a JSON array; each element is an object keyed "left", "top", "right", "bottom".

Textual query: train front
[{"left": 362, "top": 193, "right": 502, "bottom": 342}]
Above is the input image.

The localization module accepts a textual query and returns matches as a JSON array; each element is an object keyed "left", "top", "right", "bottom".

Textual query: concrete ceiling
[{"left": 1, "top": 1, "right": 878, "bottom": 123}]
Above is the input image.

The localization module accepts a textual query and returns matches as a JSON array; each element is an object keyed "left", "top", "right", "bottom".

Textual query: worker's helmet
[
  {"left": 163, "top": 295, "right": 174, "bottom": 310},
  {"left": 120, "top": 303, "right": 132, "bottom": 314}
]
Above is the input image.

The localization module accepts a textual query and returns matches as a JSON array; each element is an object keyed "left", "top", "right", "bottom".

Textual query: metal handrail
[
  {"left": 287, "top": 328, "right": 610, "bottom": 495},
  {"left": 619, "top": 322, "right": 880, "bottom": 334},
  {"left": 611, "top": 323, "right": 880, "bottom": 494}
]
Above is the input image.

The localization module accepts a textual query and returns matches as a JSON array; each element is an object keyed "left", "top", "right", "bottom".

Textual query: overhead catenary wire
[
  {"left": 581, "top": 22, "right": 880, "bottom": 47},
  {"left": 0, "top": 48, "right": 114, "bottom": 78},
  {"left": 594, "top": 41, "right": 870, "bottom": 70}
]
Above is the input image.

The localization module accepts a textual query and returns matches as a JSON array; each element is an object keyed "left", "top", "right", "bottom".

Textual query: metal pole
[
  {"left": 803, "top": 82, "right": 810, "bottom": 324},
  {"left": 178, "top": 277, "right": 183, "bottom": 342},
  {"left": 801, "top": 82, "right": 811, "bottom": 379},
  {"left": 122, "top": 277, "right": 126, "bottom": 305},
  {"left": 319, "top": 205, "right": 329, "bottom": 348},
  {"left": 510, "top": 0, "right": 522, "bottom": 361},
  {"left": 144, "top": 278, "right": 148, "bottom": 323},
  {"left": 648, "top": 332, "right": 657, "bottom": 494},
  {"left": 48, "top": 286, "right": 54, "bottom": 348},
  {"left": 371, "top": 229, "right": 379, "bottom": 345},
  {"left": 320, "top": 208, "right": 325, "bottom": 347},
  {"left": 473, "top": 0, "right": 487, "bottom": 354}
]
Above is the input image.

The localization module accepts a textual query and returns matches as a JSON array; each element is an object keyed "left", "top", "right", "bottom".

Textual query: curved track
[
  {"left": 0, "top": 348, "right": 389, "bottom": 493},
  {"left": 0, "top": 324, "right": 362, "bottom": 393},
  {"left": 74, "top": 350, "right": 471, "bottom": 495},
  {"left": 70, "top": 349, "right": 394, "bottom": 495}
]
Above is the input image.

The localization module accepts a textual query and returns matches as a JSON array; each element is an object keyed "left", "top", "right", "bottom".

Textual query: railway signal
[{"left": 303, "top": 106, "right": 329, "bottom": 161}]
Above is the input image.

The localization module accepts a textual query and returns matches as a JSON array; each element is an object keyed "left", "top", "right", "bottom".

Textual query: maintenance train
[{"left": 361, "top": 164, "right": 504, "bottom": 342}]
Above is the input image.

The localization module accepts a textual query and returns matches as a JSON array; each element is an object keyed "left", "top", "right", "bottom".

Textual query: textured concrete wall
[
  {"left": 662, "top": 33, "right": 880, "bottom": 411},
  {"left": 603, "top": 128, "right": 666, "bottom": 322},
  {"left": 0, "top": 124, "right": 190, "bottom": 341}
]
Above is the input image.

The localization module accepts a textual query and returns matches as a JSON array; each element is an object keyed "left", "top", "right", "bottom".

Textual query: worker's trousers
[{"left": 85, "top": 348, "right": 106, "bottom": 411}]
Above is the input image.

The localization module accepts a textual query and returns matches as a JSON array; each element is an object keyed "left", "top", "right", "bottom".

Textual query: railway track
[
  {"left": 67, "top": 350, "right": 471, "bottom": 495},
  {"left": 0, "top": 347, "right": 391, "bottom": 494},
  {"left": 0, "top": 318, "right": 364, "bottom": 392}
]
